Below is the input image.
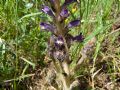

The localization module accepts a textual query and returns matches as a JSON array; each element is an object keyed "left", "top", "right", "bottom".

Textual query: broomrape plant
[{"left": 40, "top": 0, "right": 84, "bottom": 90}]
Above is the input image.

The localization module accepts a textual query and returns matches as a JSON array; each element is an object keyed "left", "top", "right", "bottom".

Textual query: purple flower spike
[
  {"left": 67, "top": 20, "right": 80, "bottom": 28},
  {"left": 73, "top": 33, "right": 84, "bottom": 42},
  {"left": 40, "top": 22, "right": 55, "bottom": 32},
  {"left": 63, "top": 0, "right": 77, "bottom": 6},
  {"left": 42, "top": 6, "right": 54, "bottom": 17},
  {"left": 60, "top": 8, "right": 69, "bottom": 18}
]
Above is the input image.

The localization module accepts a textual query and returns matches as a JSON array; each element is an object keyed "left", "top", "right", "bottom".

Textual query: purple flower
[
  {"left": 40, "top": 22, "right": 55, "bottom": 32},
  {"left": 42, "top": 6, "right": 54, "bottom": 17},
  {"left": 67, "top": 20, "right": 80, "bottom": 28},
  {"left": 60, "top": 8, "right": 69, "bottom": 19},
  {"left": 73, "top": 33, "right": 84, "bottom": 42},
  {"left": 55, "top": 36, "right": 65, "bottom": 50},
  {"left": 63, "top": 0, "right": 77, "bottom": 6}
]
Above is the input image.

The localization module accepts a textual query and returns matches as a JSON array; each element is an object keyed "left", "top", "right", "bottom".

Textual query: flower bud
[
  {"left": 63, "top": 0, "right": 77, "bottom": 6},
  {"left": 42, "top": 5, "right": 55, "bottom": 17},
  {"left": 40, "top": 22, "right": 55, "bottom": 33},
  {"left": 60, "top": 8, "right": 69, "bottom": 19},
  {"left": 67, "top": 20, "right": 80, "bottom": 28},
  {"left": 73, "top": 33, "right": 84, "bottom": 42}
]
